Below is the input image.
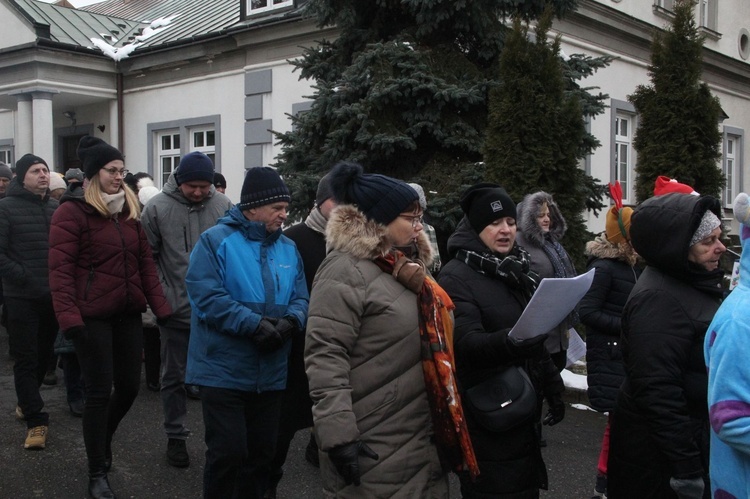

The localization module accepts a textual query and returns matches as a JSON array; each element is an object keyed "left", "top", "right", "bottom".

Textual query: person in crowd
[
  {"left": 126, "top": 171, "right": 163, "bottom": 393},
  {"left": 49, "top": 135, "right": 171, "bottom": 499},
  {"left": 266, "top": 171, "right": 335, "bottom": 498},
  {"left": 141, "top": 151, "right": 232, "bottom": 468},
  {"left": 0, "top": 162, "right": 9, "bottom": 333},
  {"left": 213, "top": 172, "right": 227, "bottom": 194},
  {"left": 185, "top": 166, "right": 308, "bottom": 499},
  {"left": 408, "top": 182, "right": 442, "bottom": 274},
  {"left": 0, "top": 153, "right": 59, "bottom": 450},
  {"left": 65, "top": 167, "right": 85, "bottom": 186},
  {"left": 437, "top": 183, "right": 565, "bottom": 498},
  {"left": 306, "top": 161, "right": 476, "bottom": 498},
  {"left": 607, "top": 192, "right": 726, "bottom": 499},
  {"left": 0, "top": 162, "right": 13, "bottom": 198},
  {"left": 515, "top": 191, "right": 577, "bottom": 372},
  {"left": 580, "top": 182, "right": 640, "bottom": 499},
  {"left": 704, "top": 192, "right": 750, "bottom": 499},
  {"left": 49, "top": 172, "right": 67, "bottom": 200}
]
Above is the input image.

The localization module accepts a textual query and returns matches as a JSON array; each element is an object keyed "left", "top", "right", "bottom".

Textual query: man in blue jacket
[{"left": 185, "top": 166, "right": 308, "bottom": 499}]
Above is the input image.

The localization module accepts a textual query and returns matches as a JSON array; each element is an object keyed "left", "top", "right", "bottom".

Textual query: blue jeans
[
  {"left": 6, "top": 296, "right": 57, "bottom": 428},
  {"left": 60, "top": 353, "right": 85, "bottom": 403},
  {"left": 159, "top": 325, "right": 190, "bottom": 439},
  {"left": 200, "top": 387, "right": 282, "bottom": 499},
  {"left": 75, "top": 313, "right": 142, "bottom": 472}
]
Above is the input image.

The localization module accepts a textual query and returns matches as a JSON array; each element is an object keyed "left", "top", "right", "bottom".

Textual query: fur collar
[
  {"left": 585, "top": 233, "right": 638, "bottom": 266},
  {"left": 517, "top": 191, "right": 567, "bottom": 247},
  {"left": 326, "top": 204, "right": 434, "bottom": 265}
]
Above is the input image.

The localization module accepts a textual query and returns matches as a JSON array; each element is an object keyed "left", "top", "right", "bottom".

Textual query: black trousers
[
  {"left": 75, "top": 313, "right": 143, "bottom": 473},
  {"left": 6, "top": 296, "right": 58, "bottom": 428},
  {"left": 200, "top": 387, "right": 282, "bottom": 499}
]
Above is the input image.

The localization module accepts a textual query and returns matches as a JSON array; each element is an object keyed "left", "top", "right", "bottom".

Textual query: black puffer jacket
[
  {"left": 438, "top": 218, "right": 563, "bottom": 499},
  {"left": 0, "top": 179, "right": 58, "bottom": 299},
  {"left": 608, "top": 193, "right": 723, "bottom": 499},
  {"left": 580, "top": 235, "right": 641, "bottom": 413}
]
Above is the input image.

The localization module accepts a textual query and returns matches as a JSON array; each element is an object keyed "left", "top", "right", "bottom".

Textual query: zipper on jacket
[
  {"left": 183, "top": 227, "right": 188, "bottom": 253},
  {"left": 113, "top": 217, "right": 133, "bottom": 308},
  {"left": 84, "top": 265, "right": 95, "bottom": 300}
]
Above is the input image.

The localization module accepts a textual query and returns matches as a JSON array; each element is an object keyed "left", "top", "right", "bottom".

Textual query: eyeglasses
[
  {"left": 399, "top": 214, "right": 424, "bottom": 228},
  {"left": 102, "top": 167, "right": 129, "bottom": 177}
]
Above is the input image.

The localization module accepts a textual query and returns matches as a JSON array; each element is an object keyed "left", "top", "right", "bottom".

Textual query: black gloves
[
  {"left": 252, "top": 318, "right": 283, "bottom": 352},
  {"left": 506, "top": 333, "right": 548, "bottom": 359},
  {"left": 328, "top": 440, "right": 379, "bottom": 486},
  {"left": 275, "top": 317, "right": 299, "bottom": 343},
  {"left": 156, "top": 315, "right": 171, "bottom": 327},
  {"left": 669, "top": 477, "right": 705, "bottom": 499},
  {"left": 64, "top": 326, "right": 88, "bottom": 341},
  {"left": 543, "top": 393, "right": 566, "bottom": 426}
]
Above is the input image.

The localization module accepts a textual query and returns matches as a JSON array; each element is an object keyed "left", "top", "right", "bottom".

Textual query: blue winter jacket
[{"left": 185, "top": 205, "right": 308, "bottom": 392}]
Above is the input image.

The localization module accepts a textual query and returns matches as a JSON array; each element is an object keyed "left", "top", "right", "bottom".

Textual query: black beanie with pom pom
[{"left": 329, "top": 161, "right": 417, "bottom": 225}]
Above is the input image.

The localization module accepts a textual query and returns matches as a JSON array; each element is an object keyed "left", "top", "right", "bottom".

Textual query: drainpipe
[{"left": 117, "top": 72, "right": 124, "bottom": 151}]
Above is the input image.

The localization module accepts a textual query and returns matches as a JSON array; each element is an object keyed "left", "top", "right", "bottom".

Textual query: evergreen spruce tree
[
  {"left": 630, "top": 0, "right": 723, "bottom": 202},
  {"left": 483, "top": 8, "right": 608, "bottom": 269},
  {"left": 274, "top": 0, "right": 580, "bottom": 223}
]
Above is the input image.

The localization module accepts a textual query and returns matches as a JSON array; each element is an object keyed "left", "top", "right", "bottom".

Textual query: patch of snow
[
  {"left": 561, "top": 368, "right": 587, "bottom": 391},
  {"left": 570, "top": 403, "right": 600, "bottom": 412},
  {"left": 90, "top": 14, "right": 177, "bottom": 61},
  {"left": 89, "top": 38, "right": 140, "bottom": 61}
]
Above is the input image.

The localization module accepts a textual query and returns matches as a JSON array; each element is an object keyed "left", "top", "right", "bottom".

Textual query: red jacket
[{"left": 49, "top": 194, "right": 171, "bottom": 332}]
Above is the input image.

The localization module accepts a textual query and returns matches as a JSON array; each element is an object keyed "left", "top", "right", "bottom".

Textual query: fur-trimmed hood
[
  {"left": 585, "top": 233, "right": 638, "bottom": 267},
  {"left": 326, "top": 204, "right": 433, "bottom": 265},
  {"left": 517, "top": 191, "right": 567, "bottom": 247}
]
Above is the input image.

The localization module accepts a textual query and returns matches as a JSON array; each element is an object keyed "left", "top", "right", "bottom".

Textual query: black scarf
[{"left": 454, "top": 245, "right": 539, "bottom": 302}]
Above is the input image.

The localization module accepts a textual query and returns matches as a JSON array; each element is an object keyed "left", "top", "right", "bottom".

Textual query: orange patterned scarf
[{"left": 375, "top": 251, "right": 479, "bottom": 479}]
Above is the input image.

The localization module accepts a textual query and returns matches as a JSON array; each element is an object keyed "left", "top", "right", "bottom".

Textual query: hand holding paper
[{"left": 509, "top": 268, "right": 595, "bottom": 341}]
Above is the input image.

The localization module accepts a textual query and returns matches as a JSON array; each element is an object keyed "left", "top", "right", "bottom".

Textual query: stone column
[
  {"left": 31, "top": 91, "right": 56, "bottom": 166},
  {"left": 14, "top": 94, "right": 32, "bottom": 157}
]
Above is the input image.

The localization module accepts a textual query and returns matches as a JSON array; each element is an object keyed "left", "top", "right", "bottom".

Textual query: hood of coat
[
  {"left": 59, "top": 181, "right": 86, "bottom": 204},
  {"left": 631, "top": 193, "right": 722, "bottom": 281},
  {"left": 217, "top": 205, "right": 282, "bottom": 244},
  {"left": 517, "top": 191, "right": 567, "bottom": 247},
  {"left": 162, "top": 172, "right": 217, "bottom": 206},
  {"left": 446, "top": 216, "right": 502, "bottom": 257},
  {"left": 326, "top": 204, "right": 433, "bottom": 263},
  {"left": 585, "top": 233, "right": 638, "bottom": 267}
]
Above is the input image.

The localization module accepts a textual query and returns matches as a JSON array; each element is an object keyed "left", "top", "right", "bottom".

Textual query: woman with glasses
[
  {"left": 49, "top": 136, "right": 171, "bottom": 499},
  {"left": 304, "top": 162, "right": 475, "bottom": 498}
]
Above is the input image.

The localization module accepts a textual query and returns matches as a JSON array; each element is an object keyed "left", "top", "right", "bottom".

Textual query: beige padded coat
[{"left": 305, "top": 204, "right": 449, "bottom": 499}]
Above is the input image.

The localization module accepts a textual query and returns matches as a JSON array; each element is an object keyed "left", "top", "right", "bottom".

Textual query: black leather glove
[
  {"left": 156, "top": 315, "right": 171, "bottom": 327},
  {"left": 252, "top": 318, "right": 283, "bottom": 352},
  {"left": 275, "top": 317, "right": 299, "bottom": 343},
  {"left": 669, "top": 477, "right": 704, "bottom": 499},
  {"left": 506, "top": 333, "right": 548, "bottom": 359},
  {"left": 64, "top": 326, "right": 88, "bottom": 341},
  {"left": 328, "top": 440, "right": 379, "bottom": 486},
  {"left": 543, "top": 393, "right": 566, "bottom": 426}
]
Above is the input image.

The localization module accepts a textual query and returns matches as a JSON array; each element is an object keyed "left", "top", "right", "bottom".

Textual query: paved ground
[{"left": 0, "top": 323, "right": 606, "bottom": 498}]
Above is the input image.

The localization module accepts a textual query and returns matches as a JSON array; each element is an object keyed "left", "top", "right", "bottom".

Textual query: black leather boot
[{"left": 88, "top": 471, "right": 116, "bottom": 499}]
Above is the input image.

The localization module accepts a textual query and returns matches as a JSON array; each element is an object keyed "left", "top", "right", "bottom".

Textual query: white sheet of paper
[
  {"left": 565, "top": 328, "right": 586, "bottom": 368},
  {"left": 508, "top": 268, "right": 595, "bottom": 340}
]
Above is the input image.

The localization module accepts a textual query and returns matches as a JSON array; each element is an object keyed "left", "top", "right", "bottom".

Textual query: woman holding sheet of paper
[
  {"left": 438, "top": 183, "right": 564, "bottom": 499},
  {"left": 607, "top": 192, "right": 725, "bottom": 499}
]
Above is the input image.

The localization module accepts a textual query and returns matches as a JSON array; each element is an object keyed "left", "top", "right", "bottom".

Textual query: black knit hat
[
  {"left": 15, "top": 154, "right": 48, "bottom": 183},
  {"left": 77, "top": 135, "right": 124, "bottom": 179},
  {"left": 329, "top": 161, "right": 418, "bottom": 225},
  {"left": 175, "top": 152, "right": 214, "bottom": 186},
  {"left": 315, "top": 171, "right": 334, "bottom": 207},
  {"left": 460, "top": 183, "right": 517, "bottom": 233},
  {"left": 238, "top": 167, "right": 291, "bottom": 209},
  {"left": 213, "top": 172, "right": 227, "bottom": 189}
]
